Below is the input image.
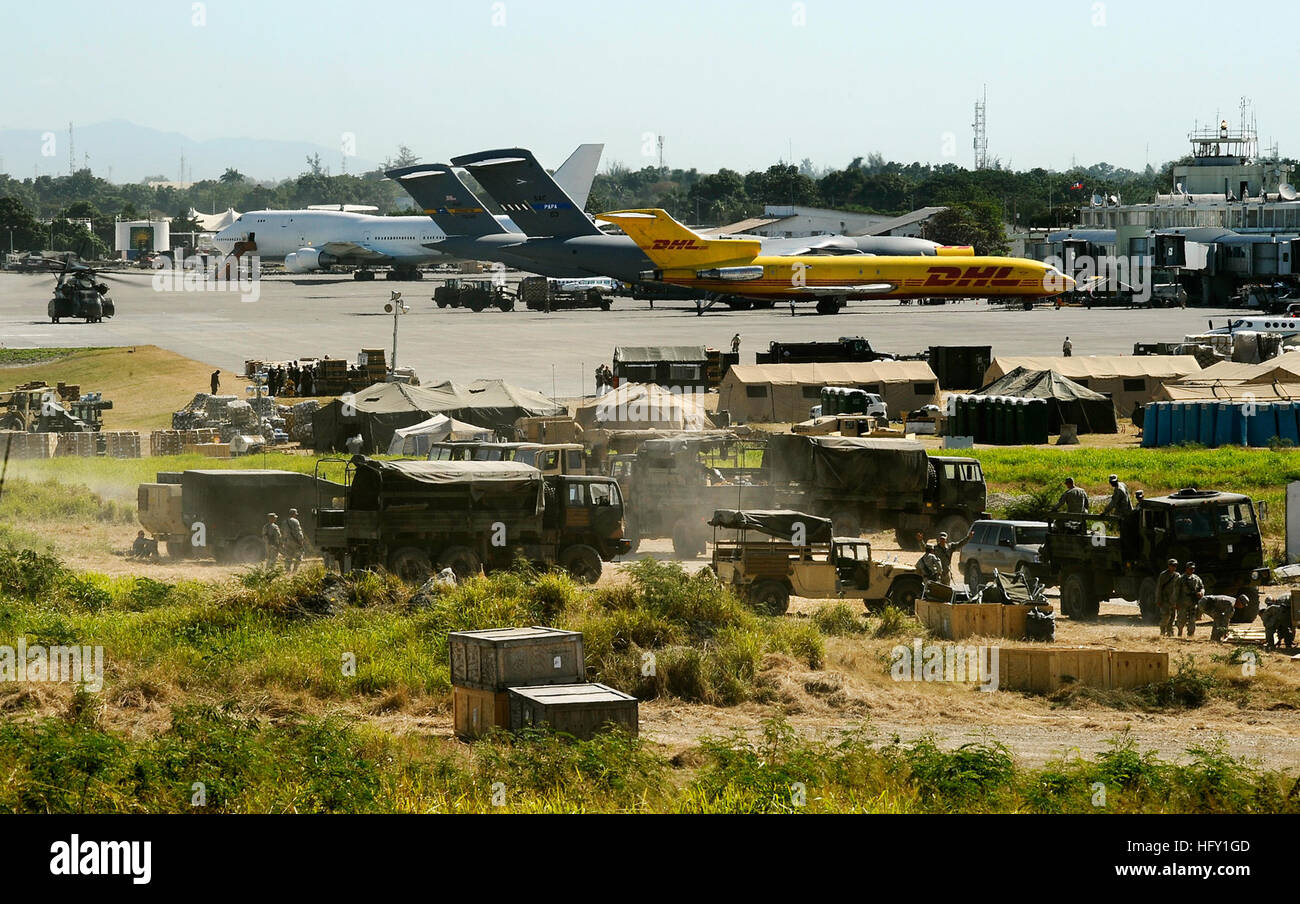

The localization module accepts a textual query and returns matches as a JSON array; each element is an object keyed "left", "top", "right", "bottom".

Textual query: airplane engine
[{"left": 284, "top": 248, "right": 336, "bottom": 273}]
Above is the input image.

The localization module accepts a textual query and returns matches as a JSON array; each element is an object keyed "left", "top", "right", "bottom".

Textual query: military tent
[
  {"left": 576, "top": 382, "right": 714, "bottom": 431},
  {"left": 386, "top": 414, "right": 496, "bottom": 456},
  {"left": 983, "top": 355, "right": 1200, "bottom": 414},
  {"left": 976, "top": 367, "right": 1118, "bottom": 434},
  {"left": 312, "top": 380, "right": 562, "bottom": 452},
  {"left": 719, "top": 362, "right": 939, "bottom": 424}
]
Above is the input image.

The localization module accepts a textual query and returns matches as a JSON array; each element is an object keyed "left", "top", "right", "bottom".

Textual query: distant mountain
[{"left": 0, "top": 120, "right": 382, "bottom": 183}]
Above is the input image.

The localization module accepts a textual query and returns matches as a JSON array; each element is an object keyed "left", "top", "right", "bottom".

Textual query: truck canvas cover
[
  {"left": 709, "top": 509, "right": 834, "bottom": 544},
  {"left": 348, "top": 458, "right": 545, "bottom": 512},
  {"left": 766, "top": 435, "right": 929, "bottom": 494}
]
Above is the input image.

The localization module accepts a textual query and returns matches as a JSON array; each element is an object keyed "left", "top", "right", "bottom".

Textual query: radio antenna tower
[
  {"left": 68, "top": 122, "right": 75, "bottom": 176},
  {"left": 972, "top": 88, "right": 989, "bottom": 170}
]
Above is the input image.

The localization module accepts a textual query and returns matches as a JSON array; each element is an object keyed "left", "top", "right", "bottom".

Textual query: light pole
[{"left": 384, "top": 291, "right": 409, "bottom": 379}]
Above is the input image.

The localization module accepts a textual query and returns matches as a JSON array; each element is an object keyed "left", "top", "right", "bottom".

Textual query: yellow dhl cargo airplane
[{"left": 601, "top": 209, "right": 1074, "bottom": 314}]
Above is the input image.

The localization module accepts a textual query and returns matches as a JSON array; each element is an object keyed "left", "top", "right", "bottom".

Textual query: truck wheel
[
  {"left": 937, "top": 514, "right": 971, "bottom": 542},
  {"left": 831, "top": 510, "right": 861, "bottom": 537},
  {"left": 965, "top": 561, "right": 983, "bottom": 592},
  {"left": 1061, "top": 572, "right": 1093, "bottom": 620},
  {"left": 1232, "top": 587, "right": 1260, "bottom": 624},
  {"left": 748, "top": 580, "right": 791, "bottom": 616},
  {"left": 672, "top": 522, "right": 706, "bottom": 559},
  {"left": 1138, "top": 576, "right": 1159, "bottom": 624},
  {"left": 888, "top": 576, "right": 923, "bottom": 614},
  {"left": 497, "top": 297, "right": 514, "bottom": 312},
  {"left": 437, "top": 546, "right": 482, "bottom": 581},
  {"left": 894, "top": 528, "right": 923, "bottom": 552},
  {"left": 389, "top": 547, "right": 433, "bottom": 583},
  {"left": 560, "top": 544, "right": 603, "bottom": 584},
  {"left": 232, "top": 535, "right": 266, "bottom": 565}
]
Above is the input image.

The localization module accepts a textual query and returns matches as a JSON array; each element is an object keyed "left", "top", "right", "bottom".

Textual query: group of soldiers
[
  {"left": 1052, "top": 474, "right": 1138, "bottom": 517},
  {"left": 262, "top": 510, "right": 306, "bottom": 571},
  {"left": 1152, "top": 558, "right": 1243, "bottom": 641}
]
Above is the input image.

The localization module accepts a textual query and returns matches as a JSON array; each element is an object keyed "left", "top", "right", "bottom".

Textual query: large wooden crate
[
  {"left": 452, "top": 686, "right": 510, "bottom": 739},
  {"left": 507, "top": 683, "right": 638, "bottom": 739},
  {"left": 997, "top": 647, "right": 1166, "bottom": 694},
  {"left": 448, "top": 627, "right": 585, "bottom": 692},
  {"left": 915, "top": 600, "right": 1004, "bottom": 640},
  {"left": 1110, "top": 651, "right": 1169, "bottom": 690}
]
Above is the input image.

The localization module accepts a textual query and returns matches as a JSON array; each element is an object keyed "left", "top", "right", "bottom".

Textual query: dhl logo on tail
[{"left": 601, "top": 209, "right": 761, "bottom": 268}]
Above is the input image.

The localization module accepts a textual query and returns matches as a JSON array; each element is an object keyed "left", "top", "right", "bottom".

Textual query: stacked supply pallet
[
  {"left": 103, "top": 431, "right": 142, "bottom": 459},
  {"left": 55, "top": 432, "right": 97, "bottom": 457},
  {"left": 0, "top": 431, "right": 58, "bottom": 459},
  {"left": 360, "top": 348, "right": 387, "bottom": 386},
  {"left": 317, "top": 358, "right": 350, "bottom": 396}
]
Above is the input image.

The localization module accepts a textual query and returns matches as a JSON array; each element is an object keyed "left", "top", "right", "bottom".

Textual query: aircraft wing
[
  {"left": 317, "top": 241, "right": 391, "bottom": 262},
  {"left": 761, "top": 235, "right": 862, "bottom": 256},
  {"left": 452, "top": 147, "right": 603, "bottom": 239}
]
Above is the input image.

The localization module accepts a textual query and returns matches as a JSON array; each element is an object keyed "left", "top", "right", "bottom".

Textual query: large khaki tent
[
  {"left": 1174, "top": 352, "right": 1300, "bottom": 386},
  {"left": 719, "top": 362, "right": 939, "bottom": 424},
  {"left": 312, "top": 380, "right": 562, "bottom": 452},
  {"left": 576, "top": 382, "right": 714, "bottom": 431},
  {"left": 1154, "top": 382, "right": 1300, "bottom": 402},
  {"left": 983, "top": 355, "right": 1201, "bottom": 414},
  {"left": 976, "top": 367, "right": 1118, "bottom": 433}
]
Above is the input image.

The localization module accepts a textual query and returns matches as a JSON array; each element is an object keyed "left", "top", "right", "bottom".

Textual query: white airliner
[{"left": 211, "top": 144, "right": 603, "bottom": 277}]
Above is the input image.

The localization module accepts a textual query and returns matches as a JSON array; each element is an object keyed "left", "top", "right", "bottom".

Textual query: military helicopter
[{"left": 45, "top": 257, "right": 118, "bottom": 323}]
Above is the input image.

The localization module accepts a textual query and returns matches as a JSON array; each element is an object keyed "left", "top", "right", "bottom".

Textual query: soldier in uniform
[
  {"left": 284, "top": 508, "right": 306, "bottom": 572},
  {"left": 917, "top": 543, "right": 943, "bottom": 586},
  {"left": 935, "top": 528, "right": 973, "bottom": 584},
  {"left": 1052, "top": 477, "right": 1089, "bottom": 514},
  {"left": 1198, "top": 594, "right": 1245, "bottom": 642},
  {"left": 1155, "top": 557, "right": 1181, "bottom": 637},
  {"left": 262, "top": 512, "right": 283, "bottom": 566},
  {"left": 1102, "top": 475, "right": 1133, "bottom": 518},
  {"left": 1176, "top": 561, "right": 1205, "bottom": 637},
  {"left": 1261, "top": 596, "right": 1295, "bottom": 650}
]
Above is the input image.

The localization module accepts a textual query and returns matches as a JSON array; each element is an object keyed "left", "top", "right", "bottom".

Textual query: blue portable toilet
[
  {"left": 1169, "top": 402, "right": 1187, "bottom": 445},
  {"left": 1196, "top": 402, "right": 1216, "bottom": 447},
  {"left": 1277, "top": 402, "right": 1299, "bottom": 445},
  {"left": 1156, "top": 402, "right": 1174, "bottom": 447},
  {"left": 1246, "top": 402, "right": 1279, "bottom": 447},
  {"left": 1142, "top": 403, "right": 1159, "bottom": 447},
  {"left": 1214, "top": 403, "right": 1243, "bottom": 446},
  {"left": 1182, "top": 403, "right": 1200, "bottom": 446}
]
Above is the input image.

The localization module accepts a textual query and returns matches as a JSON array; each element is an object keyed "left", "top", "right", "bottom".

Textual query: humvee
[{"left": 707, "top": 509, "right": 924, "bottom": 615}]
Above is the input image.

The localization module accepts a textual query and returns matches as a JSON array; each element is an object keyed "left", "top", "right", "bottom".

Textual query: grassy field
[
  {"left": 0, "top": 346, "right": 221, "bottom": 431},
  {"left": 0, "top": 543, "right": 1294, "bottom": 814}
]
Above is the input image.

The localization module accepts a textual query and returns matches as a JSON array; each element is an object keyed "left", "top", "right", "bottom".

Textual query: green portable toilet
[
  {"left": 1012, "top": 398, "right": 1027, "bottom": 444},
  {"left": 1026, "top": 398, "right": 1050, "bottom": 444}
]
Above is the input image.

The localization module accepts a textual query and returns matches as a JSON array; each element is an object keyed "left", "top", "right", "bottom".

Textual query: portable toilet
[
  {"left": 1169, "top": 402, "right": 1187, "bottom": 445},
  {"left": 1213, "top": 402, "right": 1245, "bottom": 446},
  {"left": 1155, "top": 402, "right": 1173, "bottom": 446},
  {"left": 1275, "top": 402, "right": 1299, "bottom": 446},
  {"left": 1025, "top": 398, "right": 1049, "bottom": 444},
  {"left": 1183, "top": 402, "right": 1201, "bottom": 446},
  {"left": 1141, "top": 403, "right": 1159, "bottom": 447},
  {"left": 1196, "top": 402, "right": 1216, "bottom": 447},
  {"left": 1247, "top": 402, "right": 1279, "bottom": 446}
]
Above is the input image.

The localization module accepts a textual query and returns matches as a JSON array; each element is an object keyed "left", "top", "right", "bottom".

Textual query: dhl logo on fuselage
[
  {"left": 651, "top": 239, "right": 711, "bottom": 251},
  {"left": 923, "top": 265, "right": 1023, "bottom": 288}
]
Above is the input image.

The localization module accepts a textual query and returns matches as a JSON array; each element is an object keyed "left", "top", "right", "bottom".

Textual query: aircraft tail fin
[
  {"left": 386, "top": 164, "right": 506, "bottom": 238},
  {"left": 552, "top": 143, "right": 603, "bottom": 210},
  {"left": 452, "top": 147, "right": 602, "bottom": 238},
  {"left": 599, "top": 209, "right": 761, "bottom": 269}
]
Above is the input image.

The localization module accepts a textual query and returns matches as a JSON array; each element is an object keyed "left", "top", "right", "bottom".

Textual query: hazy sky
[{"left": 3, "top": 0, "right": 1297, "bottom": 176}]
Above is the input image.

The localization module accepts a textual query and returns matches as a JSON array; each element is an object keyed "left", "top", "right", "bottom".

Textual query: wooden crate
[
  {"left": 186, "top": 442, "right": 232, "bottom": 458},
  {"left": 1110, "top": 651, "right": 1169, "bottom": 689},
  {"left": 997, "top": 647, "right": 1163, "bottom": 694},
  {"left": 507, "top": 683, "right": 638, "bottom": 739},
  {"left": 452, "top": 686, "right": 510, "bottom": 739},
  {"left": 448, "top": 627, "right": 585, "bottom": 692},
  {"left": 915, "top": 600, "right": 1004, "bottom": 640}
]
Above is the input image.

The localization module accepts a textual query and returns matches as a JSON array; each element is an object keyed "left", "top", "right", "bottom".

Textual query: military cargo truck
[
  {"left": 313, "top": 457, "right": 630, "bottom": 583},
  {"left": 765, "top": 436, "right": 987, "bottom": 548},
  {"left": 137, "top": 469, "right": 343, "bottom": 562},
  {"left": 1029, "top": 489, "right": 1268, "bottom": 622}
]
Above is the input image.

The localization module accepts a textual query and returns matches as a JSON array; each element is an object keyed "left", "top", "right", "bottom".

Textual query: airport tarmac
[{"left": 0, "top": 271, "right": 1237, "bottom": 397}]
